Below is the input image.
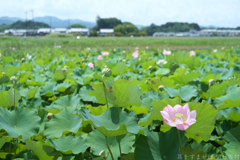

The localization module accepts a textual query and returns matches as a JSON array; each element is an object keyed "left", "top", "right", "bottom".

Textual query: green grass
[{"left": 0, "top": 36, "right": 240, "bottom": 50}]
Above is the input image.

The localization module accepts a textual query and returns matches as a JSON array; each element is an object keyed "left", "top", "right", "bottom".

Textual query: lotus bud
[
  {"left": 102, "top": 67, "right": 112, "bottom": 77},
  {"left": 148, "top": 66, "right": 152, "bottom": 70},
  {"left": 47, "top": 113, "right": 53, "bottom": 120},
  {"left": 158, "top": 85, "right": 164, "bottom": 91},
  {"left": 21, "top": 58, "right": 25, "bottom": 63},
  {"left": 2, "top": 72, "right": 5, "bottom": 77},
  {"left": 122, "top": 59, "right": 126, "bottom": 63},
  {"left": 145, "top": 80, "right": 148, "bottom": 84},
  {"left": 10, "top": 76, "right": 18, "bottom": 84},
  {"left": 62, "top": 66, "right": 68, "bottom": 71},
  {"left": 209, "top": 79, "right": 215, "bottom": 86}
]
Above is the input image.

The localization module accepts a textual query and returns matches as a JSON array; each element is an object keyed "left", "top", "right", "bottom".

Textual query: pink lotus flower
[
  {"left": 123, "top": 50, "right": 126, "bottom": 53},
  {"left": 132, "top": 51, "right": 138, "bottom": 58},
  {"left": 12, "top": 47, "right": 15, "bottom": 50},
  {"left": 135, "top": 47, "right": 139, "bottom": 50},
  {"left": 88, "top": 62, "right": 94, "bottom": 68},
  {"left": 0, "top": 53, "right": 1, "bottom": 57},
  {"left": 138, "top": 57, "right": 141, "bottom": 61},
  {"left": 97, "top": 55, "right": 103, "bottom": 60},
  {"left": 221, "top": 47, "right": 224, "bottom": 50},
  {"left": 213, "top": 49, "right": 217, "bottom": 53},
  {"left": 102, "top": 51, "right": 109, "bottom": 56},
  {"left": 182, "top": 66, "right": 185, "bottom": 68},
  {"left": 163, "top": 50, "right": 171, "bottom": 55},
  {"left": 56, "top": 45, "right": 61, "bottom": 48},
  {"left": 87, "top": 47, "right": 91, "bottom": 50},
  {"left": 160, "top": 104, "right": 197, "bottom": 130},
  {"left": 157, "top": 59, "right": 167, "bottom": 65},
  {"left": 190, "top": 51, "right": 196, "bottom": 57},
  {"left": 146, "top": 46, "right": 149, "bottom": 49}
]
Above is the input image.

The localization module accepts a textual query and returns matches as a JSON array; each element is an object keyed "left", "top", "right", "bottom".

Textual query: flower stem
[
  {"left": 117, "top": 136, "right": 122, "bottom": 158},
  {"left": 102, "top": 75, "right": 109, "bottom": 108},
  {"left": 216, "top": 123, "right": 223, "bottom": 140},
  {"left": 105, "top": 136, "right": 114, "bottom": 160},
  {"left": 177, "top": 130, "right": 182, "bottom": 153}
]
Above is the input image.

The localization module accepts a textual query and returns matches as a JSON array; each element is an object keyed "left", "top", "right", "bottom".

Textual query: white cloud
[{"left": 0, "top": 0, "right": 239, "bottom": 27}]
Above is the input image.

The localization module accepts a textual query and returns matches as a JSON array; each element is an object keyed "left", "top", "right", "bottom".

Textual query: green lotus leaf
[
  {"left": 218, "top": 107, "right": 240, "bottom": 122},
  {"left": 218, "top": 67, "right": 234, "bottom": 80},
  {"left": 219, "top": 98, "right": 240, "bottom": 110},
  {"left": 171, "top": 70, "right": 201, "bottom": 84},
  {"left": 85, "top": 105, "right": 108, "bottom": 116},
  {"left": 85, "top": 129, "right": 135, "bottom": 160},
  {"left": 88, "top": 79, "right": 142, "bottom": 108},
  {"left": 26, "top": 87, "right": 38, "bottom": 99},
  {"left": 0, "top": 88, "right": 21, "bottom": 108},
  {"left": 214, "top": 87, "right": 240, "bottom": 106},
  {"left": 54, "top": 82, "right": 72, "bottom": 92},
  {"left": 0, "top": 107, "right": 41, "bottom": 140},
  {"left": 112, "top": 63, "right": 128, "bottom": 76},
  {"left": 200, "top": 74, "right": 218, "bottom": 83},
  {"left": 46, "top": 136, "right": 88, "bottom": 154},
  {"left": 223, "top": 126, "right": 240, "bottom": 158},
  {"left": 80, "top": 107, "right": 144, "bottom": 137},
  {"left": 46, "top": 95, "right": 81, "bottom": 110},
  {"left": 20, "top": 63, "right": 33, "bottom": 71},
  {"left": 185, "top": 101, "right": 218, "bottom": 142},
  {"left": 2, "top": 65, "right": 18, "bottom": 77},
  {"left": 44, "top": 107, "right": 82, "bottom": 138},
  {"left": 26, "top": 140, "right": 61, "bottom": 160},
  {"left": 155, "top": 68, "right": 170, "bottom": 76},
  {"left": 134, "top": 128, "right": 186, "bottom": 160},
  {"left": 52, "top": 70, "right": 67, "bottom": 81},
  {"left": 206, "top": 83, "right": 228, "bottom": 98},
  {"left": 1, "top": 56, "right": 14, "bottom": 63},
  {"left": 165, "top": 85, "right": 198, "bottom": 101},
  {"left": 79, "top": 86, "right": 98, "bottom": 103},
  {"left": 19, "top": 72, "right": 32, "bottom": 83}
]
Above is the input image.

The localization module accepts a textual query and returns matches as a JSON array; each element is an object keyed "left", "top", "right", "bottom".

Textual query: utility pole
[
  {"left": 25, "top": 12, "right": 27, "bottom": 29},
  {"left": 31, "top": 10, "right": 34, "bottom": 30},
  {"left": 50, "top": 17, "right": 52, "bottom": 33}
]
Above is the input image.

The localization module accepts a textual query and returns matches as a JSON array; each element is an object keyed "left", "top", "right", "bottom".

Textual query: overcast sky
[{"left": 1, "top": 0, "right": 240, "bottom": 27}]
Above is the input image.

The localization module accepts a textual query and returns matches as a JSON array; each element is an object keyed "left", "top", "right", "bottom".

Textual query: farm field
[
  {"left": 0, "top": 38, "right": 240, "bottom": 160},
  {"left": 1, "top": 36, "right": 240, "bottom": 51}
]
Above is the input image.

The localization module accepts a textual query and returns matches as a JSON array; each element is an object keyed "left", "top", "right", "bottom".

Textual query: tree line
[{"left": 1, "top": 17, "right": 240, "bottom": 36}]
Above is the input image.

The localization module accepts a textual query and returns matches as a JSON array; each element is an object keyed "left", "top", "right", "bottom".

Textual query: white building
[
  {"left": 66, "top": 28, "right": 89, "bottom": 36},
  {"left": 99, "top": 29, "right": 114, "bottom": 36},
  {"left": 51, "top": 28, "right": 67, "bottom": 33},
  {"left": 4, "top": 29, "right": 27, "bottom": 36},
  {"left": 37, "top": 28, "right": 51, "bottom": 35}
]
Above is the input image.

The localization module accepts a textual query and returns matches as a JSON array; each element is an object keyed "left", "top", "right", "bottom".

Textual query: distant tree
[
  {"left": 138, "top": 31, "right": 147, "bottom": 36},
  {"left": 89, "top": 30, "right": 98, "bottom": 37},
  {"left": 141, "top": 22, "right": 201, "bottom": 36},
  {"left": 237, "top": 27, "right": 240, "bottom": 30},
  {"left": 0, "top": 24, "right": 10, "bottom": 32},
  {"left": 114, "top": 22, "right": 138, "bottom": 36},
  {"left": 10, "top": 20, "right": 50, "bottom": 29},
  {"left": 96, "top": 16, "right": 122, "bottom": 30},
  {"left": 68, "top": 24, "right": 86, "bottom": 29}
]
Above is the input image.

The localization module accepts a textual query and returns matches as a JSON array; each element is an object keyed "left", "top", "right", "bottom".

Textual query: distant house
[
  {"left": 99, "top": 29, "right": 114, "bottom": 36},
  {"left": 66, "top": 28, "right": 89, "bottom": 36},
  {"left": 37, "top": 28, "right": 51, "bottom": 36},
  {"left": 5, "top": 29, "right": 27, "bottom": 36},
  {"left": 52, "top": 28, "right": 67, "bottom": 33}
]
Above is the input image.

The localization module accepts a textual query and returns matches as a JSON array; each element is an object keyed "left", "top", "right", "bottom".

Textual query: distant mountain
[
  {"left": 0, "top": 16, "right": 24, "bottom": 25},
  {"left": 0, "top": 16, "right": 96, "bottom": 28},
  {"left": 200, "top": 25, "right": 218, "bottom": 29}
]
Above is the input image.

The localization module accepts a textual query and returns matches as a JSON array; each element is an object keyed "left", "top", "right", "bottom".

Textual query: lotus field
[{"left": 0, "top": 46, "right": 240, "bottom": 160}]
